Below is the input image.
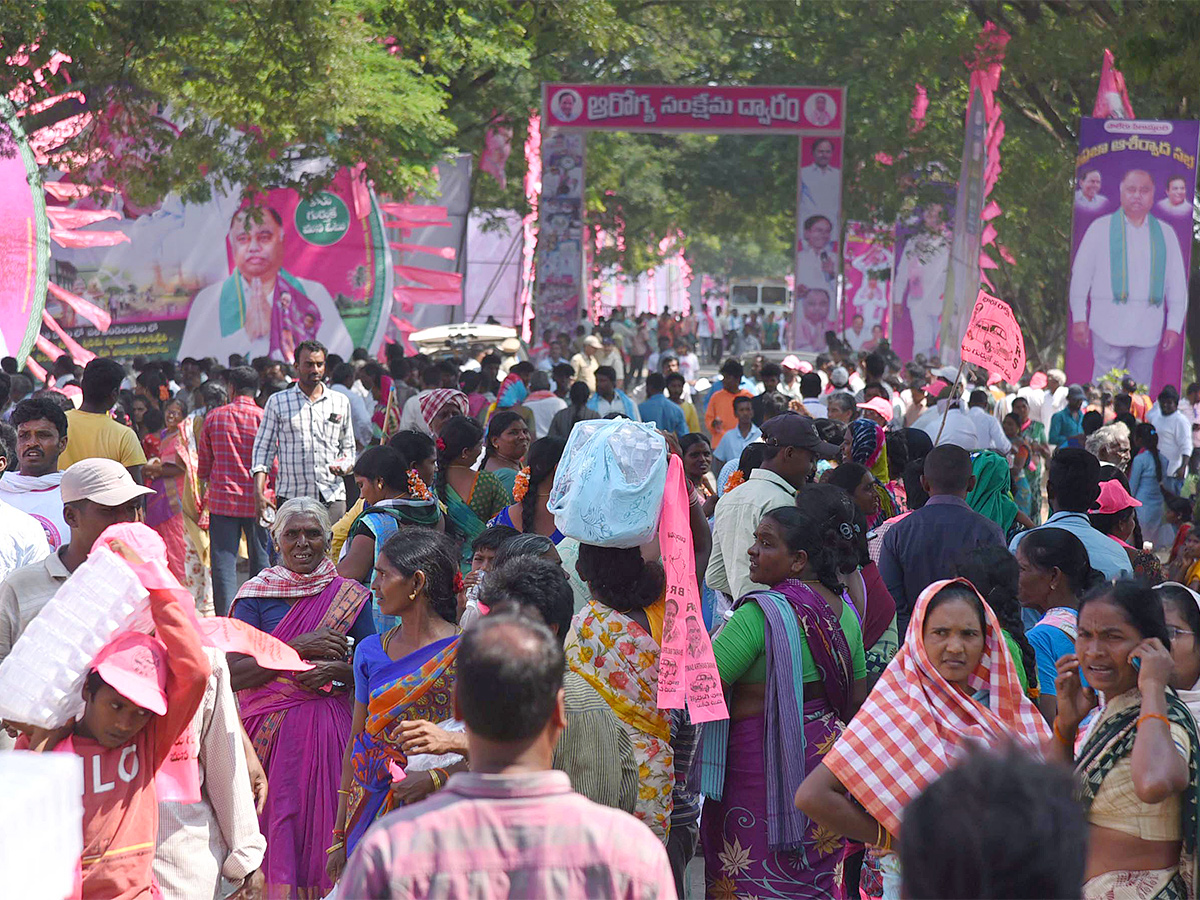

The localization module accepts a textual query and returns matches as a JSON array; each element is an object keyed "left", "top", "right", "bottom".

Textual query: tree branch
[{"left": 1013, "top": 77, "right": 1075, "bottom": 145}]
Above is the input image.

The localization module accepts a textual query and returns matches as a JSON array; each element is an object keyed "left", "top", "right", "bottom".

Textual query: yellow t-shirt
[{"left": 59, "top": 410, "right": 148, "bottom": 470}]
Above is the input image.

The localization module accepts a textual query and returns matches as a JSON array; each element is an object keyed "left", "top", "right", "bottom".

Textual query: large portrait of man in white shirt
[
  {"left": 1068, "top": 168, "right": 1187, "bottom": 386},
  {"left": 799, "top": 137, "right": 842, "bottom": 237},
  {"left": 178, "top": 207, "right": 353, "bottom": 362}
]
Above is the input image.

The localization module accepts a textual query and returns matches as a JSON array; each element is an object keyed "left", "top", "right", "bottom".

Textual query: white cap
[{"left": 61, "top": 459, "right": 156, "bottom": 506}]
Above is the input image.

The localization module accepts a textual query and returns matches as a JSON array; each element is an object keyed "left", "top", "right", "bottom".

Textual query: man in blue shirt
[
  {"left": 638, "top": 373, "right": 687, "bottom": 437},
  {"left": 1009, "top": 447, "right": 1132, "bottom": 580},
  {"left": 1049, "top": 384, "right": 1086, "bottom": 447},
  {"left": 714, "top": 395, "right": 762, "bottom": 468},
  {"left": 878, "top": 443, "right": 1007, "bottom": 636}
]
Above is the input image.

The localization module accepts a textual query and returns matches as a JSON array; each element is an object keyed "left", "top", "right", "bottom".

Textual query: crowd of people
[{"left": 2, "top": 317, "right": 1200, "bottom": 900}]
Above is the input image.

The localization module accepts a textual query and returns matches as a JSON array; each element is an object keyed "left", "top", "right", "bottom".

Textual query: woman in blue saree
[{"left": 326, "top": 527, "right": 463, "bottom": 885}]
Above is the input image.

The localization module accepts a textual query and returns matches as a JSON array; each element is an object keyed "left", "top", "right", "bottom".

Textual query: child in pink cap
[{"left": 17, "top": 557, "right": 209, "bottom": 900}]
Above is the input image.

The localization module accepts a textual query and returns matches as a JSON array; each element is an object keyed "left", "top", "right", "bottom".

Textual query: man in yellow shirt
[
  {"left": 666, "top": 372, "right": 701, "bottom": 434},
  {"left": 58, "top": 358, "right": 147, "bottom": 483},
  {"left": 704, "top": 358, "right": 752, "bottom": 447}
]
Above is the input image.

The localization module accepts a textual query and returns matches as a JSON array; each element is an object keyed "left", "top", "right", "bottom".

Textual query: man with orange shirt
[{"left": 705, "top": 359, "right": 752, "bottom": 447}]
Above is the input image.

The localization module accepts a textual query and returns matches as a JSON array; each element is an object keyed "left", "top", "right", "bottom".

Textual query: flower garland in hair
[
  {"left": 407, "top": 468, "right": 434, "bottom": 501},
  {"left": 724, "top": 470, "right": 746, "bottom": 493},
  {"left": 453, "top": 571, "right": 465, "bottom": 593},
  {"left": 436, "top": 436, "right": 446, "bottom": 452},
  {"left": 512, "top": 466, "right": 532, "bottom": 502}
]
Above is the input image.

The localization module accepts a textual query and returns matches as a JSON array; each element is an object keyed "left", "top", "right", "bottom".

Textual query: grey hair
[
  {"left": 827, "top": 391, "right": 858, "bottom": 416},
  {"left": 493, "top": 532, "right": 556, "bottom": 568},
  {"left": 1085, "top": 422, "right": 1130, "bottom": 468},
  {"left": 271, "top": 497, "right": 332, "bottom": 542}
]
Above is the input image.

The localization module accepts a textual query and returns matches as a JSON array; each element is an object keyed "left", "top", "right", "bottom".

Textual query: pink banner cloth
[
  {"left": 1094, "top": 49, "right": 1135, "bottom": 119},
  {"left": 45, "top": 207, "right": 121, "bottom": 229},
  {"left": 34, "top": 334, "right": 63, "bottom": 360},
  {"left": 656, "top": 455, "right": 728, "bottom": 723},
  {"left": 393, "top": 285, "right": 460, "bottom": 306}
]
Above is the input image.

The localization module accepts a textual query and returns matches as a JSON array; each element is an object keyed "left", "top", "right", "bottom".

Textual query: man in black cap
[{"left": 705, "top": 413, "right": 839, "bottom": 601}]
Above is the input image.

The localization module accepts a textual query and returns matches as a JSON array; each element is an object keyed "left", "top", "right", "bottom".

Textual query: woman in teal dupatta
[
  {"left": 967, "top": 450, "right": 1034, "bottom": 542},
  {"left": 1048, "top": 581, "right": 1200, "bottom": 899},
  {"left": 327, "top": 528, "right": 463, "bottom": 886},
  {"left": 435, "top": 415, "right": 511, "bottom": 569}
]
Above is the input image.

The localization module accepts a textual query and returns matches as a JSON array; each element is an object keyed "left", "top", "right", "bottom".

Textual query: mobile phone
[{"left": 1131, "top": 656, "right": 1142, "bottom": 671}]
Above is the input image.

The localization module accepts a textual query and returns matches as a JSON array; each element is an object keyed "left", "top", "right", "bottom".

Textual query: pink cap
[
  {"left": 91, "top": 631, "right": 169, "bottom": 715},
  {"left": 857, "top": 396, "right": 894, "bottom": 423},
  {"left": 1090, "top": 480, "right": 1142, "bottom": 515},
  {"left": 925, "top": 378, "right": 951, "bottom": 397},
  {"left": 1030, "top": 371, "right": 1048, "bottom": 390},
  {"left": 798, "top": 360, "right": 814, "bottom": 374},
  {"left": 781, "top": 355, "right": 803, "bottom": 371}
]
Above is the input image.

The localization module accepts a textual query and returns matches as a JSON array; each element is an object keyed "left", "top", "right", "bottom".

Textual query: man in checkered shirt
[{"left": 251, "top": 339, "right": 355, "bottom": 524}]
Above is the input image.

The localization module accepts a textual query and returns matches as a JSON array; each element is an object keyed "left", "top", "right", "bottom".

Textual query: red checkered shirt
[{"left": 198, "top": 396, "right": 271, "bottom": 519}]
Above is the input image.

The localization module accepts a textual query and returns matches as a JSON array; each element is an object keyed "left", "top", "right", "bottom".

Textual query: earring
[{"left": 409, "top": 591, "right": 418, "bottom": 602}]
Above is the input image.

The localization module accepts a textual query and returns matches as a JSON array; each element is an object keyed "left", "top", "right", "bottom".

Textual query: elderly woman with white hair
[{"left": 228, "top": 497, "right": 375, "bottom": 899}]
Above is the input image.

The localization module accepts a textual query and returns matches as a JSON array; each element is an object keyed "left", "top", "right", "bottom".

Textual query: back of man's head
[
  {"left": 1047, "top": 446, "right": 1101, "bottom": 512},
  {"left": 923, "top": 444, "right": 972, "bottom": 495},
  {"left": 865, "top": 353, "right": 885, "bottom": 380},
  {"left": 800, "top": 372, "right": 821, "bottom": 398},
  {"left": 457, "top": 609, "right": 564, "bottom": 743},
  {"left": 80, "top": 358, "right": 126, "bottom": 408},
  {"left": 330, "top": 362, "right": 355, "bottom": 387},
  {"left": 481, "top": 558, "right": 573, "bottom": 643},
  {"left": 227, "top": 366, "right": 260, "bottom": 397},
  {"left": 645, "top": 372, "right": 666, "bottom": 395},
  {"left": 968, "top": 389, "right": 990, "bottom": 409},
  {"left": 901, "top": 747, "right": 1086, "bottom": 900}
]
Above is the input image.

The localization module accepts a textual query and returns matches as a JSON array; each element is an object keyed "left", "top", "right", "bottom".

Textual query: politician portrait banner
[
  {"left": 790, "top": 135, "right": 844, "bottom": 352},
  {"left": 1067, "top": 118, "right": 1199, "bottom": 393},
  {"left": 534, "top": 130, "right": 587, "bottom": 335},
  {"left": 842, "top": 222, "right": 892, "bottom": 353},
  {"left": 44, "top": 166, "right": 392, "bottom": 362},
  {"left": 890, "top": 178, "right": 957, "bottom": 363}
]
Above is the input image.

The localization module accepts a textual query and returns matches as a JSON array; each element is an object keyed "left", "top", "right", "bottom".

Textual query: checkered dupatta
[{"left": 823, "top": 578, "right": 1052, "bottom": 834}]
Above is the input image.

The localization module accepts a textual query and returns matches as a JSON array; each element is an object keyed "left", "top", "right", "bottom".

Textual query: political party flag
[{"left": 960, "top": 289, "right": 1026, "bottom": 383}]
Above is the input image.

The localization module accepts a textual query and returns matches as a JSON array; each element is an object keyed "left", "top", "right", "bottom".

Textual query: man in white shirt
[
  {"left": 967, "top": 390, "right": 1011, "bottom": 453},
  {"left": 845, "top": 313, "right": 869, "bottom": 352},
  {"left": 778, "top": 356, "right": 805, "bottom": 403},
  {"left": 523, "top": 371, "right": 567, "bottom": 438},
  {"left": 672, "top": 341, "right": 700, "bottom": 385},
  {"left": 1188, "top": 382, "right": 1200, "bottom": 475},
  {"left": 915, "top": 389, "right": 982, "bottom": 450},
  {"left": 1156, "top": 175, "right": 1193, "bottom": 218},
  {"left": 1074, "top": 168, "right": 1108, "bottom": 212},
  {"left": 178, "top": 207, "right": 353, "bottom": 361},
  {"left": 894, "top": 204, "right": 951, "bottom": 360},
  {"left": 795, "top": 215, "right": 838, "bottom": 302},
  {"left": 799, "top": 137, "right": 841, "bottom": 234},
  {"left": 725, "top": 309, "right": 743, "bottom": 356},
  {"left": 1147, "top": 386, "right": 1193, "bottom": 493},
  {"left": 1069, "top": 169, "right": 1187, "bottom": 385},
  {"left": 0, "top": 398, "right": 71, "bottom": 549},
  {"left": 706, "top": 415, "right": 839, "bottom": 601},
  {"left": 799, "top": 372, "right": 828, "bottom": 419}
]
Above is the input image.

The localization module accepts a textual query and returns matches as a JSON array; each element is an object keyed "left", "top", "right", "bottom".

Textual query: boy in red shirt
[{"left": 21, "top": 575, "right": 209, "bottom": 899}]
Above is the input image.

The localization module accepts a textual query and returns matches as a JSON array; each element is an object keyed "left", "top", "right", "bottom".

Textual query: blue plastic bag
[{"left": 548, "top": 419, "right": 668, "bottom": 548}]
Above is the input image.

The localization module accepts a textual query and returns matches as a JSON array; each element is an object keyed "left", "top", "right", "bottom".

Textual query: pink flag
[
  {"left": 391, "top": 241, "right": 456, "bottom": 260},
  {"left": 380, "top": 202, "right": 447, "bottom": 220},
  {"left": 393, "top": 285, "right": 460, "bottom": 306},
  {"left": 47, "top": 280, "right": 112, "bottom": 331},
  {"left": 909, "top": 83, "right": 929, "bottom": 134},
  {"left": 49, "top": 227, "right": 129, "bottom": 249},
  {"left": 41, "top": 310, "right": 95, "bottom": 363},
  {"left": 1093, "top": 49, "right": 1135, "bottom": 119},
  {"left": 34, "top": 334, "right": 63, "bottom": 360},
  {"left": 657, "top": 455, "right": 729, "bottom": 723},
  {"left": 42, "top": 181, "right": 100, "bottom": 201},
  {"left": 394, "top": 265, "right": 462, "bottom": 291},
  {"left": 44, "top": 207, "right": 120, "bottom": 229},
  {"left": 389, "top": 314, "right": 418, "bottom": 354},
  {"left": 960, "top": 288, "right": 1026, "bottom": 383}
]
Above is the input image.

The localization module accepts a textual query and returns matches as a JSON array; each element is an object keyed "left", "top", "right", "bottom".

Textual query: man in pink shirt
[{"left": 339, "top": 609, "right": 676, "bottom": 899}]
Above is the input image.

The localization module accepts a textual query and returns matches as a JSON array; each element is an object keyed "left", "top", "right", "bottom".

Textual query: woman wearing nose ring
[
  {"left": 1049, "top": 580, "right": 1200, "bottom": 899},
  {"left": 795, "top": 579, "right": 1050, "bottom": 899}
]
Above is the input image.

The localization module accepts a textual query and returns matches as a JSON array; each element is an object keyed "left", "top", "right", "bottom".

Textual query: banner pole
[{"left": 934, "top": 358, "right": 968, "bottom": 445}]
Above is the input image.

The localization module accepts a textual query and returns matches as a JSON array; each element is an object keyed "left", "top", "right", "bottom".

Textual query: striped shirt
[
  {"left": 553, "top": 671, "right": 639, "bottom": 813},
  {"left": 198, "top": 396, "right": 267, "bottom": 519},
  {"left": 250, "top": 383, "right": 354, "bottom": 502},
  {"left": 339, "top": 770, "right": 675, "bottom": 899}
]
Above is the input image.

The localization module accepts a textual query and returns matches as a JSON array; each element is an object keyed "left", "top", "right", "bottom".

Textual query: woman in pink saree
[{"left": 229, "top": 498, "right": 376, "bottom": 899}]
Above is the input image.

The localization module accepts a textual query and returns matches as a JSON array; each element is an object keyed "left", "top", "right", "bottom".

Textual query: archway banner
[{"left": 542, "top": 83, "right": 843, "bottom": 133}]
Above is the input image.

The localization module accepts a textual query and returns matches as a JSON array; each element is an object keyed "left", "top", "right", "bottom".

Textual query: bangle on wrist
[
  {"left": 1052, "top": 719, "right": 1076, "bottom": 746},
  {"left": 1137, "top": 712, "right": 1172, "bottom": 729}
]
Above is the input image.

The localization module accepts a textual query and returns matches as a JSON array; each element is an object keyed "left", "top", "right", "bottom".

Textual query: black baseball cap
[{"left": 761, "top": 413, "right": 841, "bottom": 458}]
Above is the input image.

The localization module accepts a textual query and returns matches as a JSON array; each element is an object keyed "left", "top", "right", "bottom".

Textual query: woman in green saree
[{"left": 435, "top": 415, "right": 511, "bottom": 569}]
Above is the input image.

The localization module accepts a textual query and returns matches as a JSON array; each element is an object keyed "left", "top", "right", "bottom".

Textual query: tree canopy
[{"left": 4, "top": 1, "right": 1200, "bottom": 369}]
